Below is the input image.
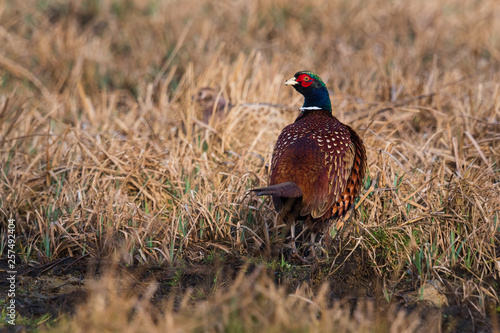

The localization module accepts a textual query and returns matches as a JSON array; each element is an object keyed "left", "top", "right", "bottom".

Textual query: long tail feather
[{"left": 251, "top": 182, "right": 303, "bottom": 197}]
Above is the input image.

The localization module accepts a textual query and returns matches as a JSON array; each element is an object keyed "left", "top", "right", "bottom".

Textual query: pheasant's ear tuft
[{"left": 294, "top": 71, "right": 326, "bottom": 87}]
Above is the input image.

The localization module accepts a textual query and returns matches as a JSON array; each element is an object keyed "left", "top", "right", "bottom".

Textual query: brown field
[{"left": 1, "top": 0, "right": 500, "bottom": 331}]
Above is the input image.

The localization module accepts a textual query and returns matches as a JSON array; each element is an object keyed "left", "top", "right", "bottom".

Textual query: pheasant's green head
[{"left": 285, "top": 71, "right": 331, "bottom": 112}]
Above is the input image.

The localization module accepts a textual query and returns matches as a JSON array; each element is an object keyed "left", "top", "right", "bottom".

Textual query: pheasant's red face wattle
[{"left": 297, "top": 74, "right": 314, "bottom": 87}]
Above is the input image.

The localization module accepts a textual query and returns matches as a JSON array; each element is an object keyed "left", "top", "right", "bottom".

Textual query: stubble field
[{"left": 1, "top": 0, "right": 500, "bottom": 331}]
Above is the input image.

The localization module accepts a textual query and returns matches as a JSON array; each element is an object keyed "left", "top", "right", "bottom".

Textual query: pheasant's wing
[
  {"left": 306, "top": 144, "right": 354, "bottom": 218},
  {"left": 331, "top": 125, "right": 367, "bottom": 218},
  {"left": 269, "top": 128, "right": 324, "bottom": 213}
]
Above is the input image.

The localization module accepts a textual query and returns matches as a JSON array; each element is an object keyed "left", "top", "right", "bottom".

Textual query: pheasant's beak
[{"left": 284, "top": 77, "right": 298, "bottom": 86}]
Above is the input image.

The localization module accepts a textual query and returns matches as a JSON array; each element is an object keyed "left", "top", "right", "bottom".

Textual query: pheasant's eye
[{"left": 297, "top": 74, "right": 314, "bottom": 87}]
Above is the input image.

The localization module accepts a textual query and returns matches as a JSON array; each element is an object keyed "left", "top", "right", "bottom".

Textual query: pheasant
[
  {"left": 196, "top": 87, "right": 231, "bottom": 123},
  {"left": 195, "top": 87, "right": 293, "bottom": 123},
  {"left": 252, "top": 71, "right": 367, "bottom": 256}
]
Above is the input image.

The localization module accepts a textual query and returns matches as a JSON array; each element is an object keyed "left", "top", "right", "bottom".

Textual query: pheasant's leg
[
  {"left": 290, "top": 222, "right": 297, "bottom": 253},
  {"left": 289, "top": 222, "right": 308, "bottom": 263},
  {"left": 309, "top": 232, "right": 317, "bottom": 259}
]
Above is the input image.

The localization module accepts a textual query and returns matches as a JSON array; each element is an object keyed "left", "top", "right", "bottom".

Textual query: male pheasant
[{"left": 252, "top": 71, "right": 367, "bottom": 254}]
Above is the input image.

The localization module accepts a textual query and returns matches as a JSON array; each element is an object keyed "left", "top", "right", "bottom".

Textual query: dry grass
[
  {"left": 52, "top": 261, "right": 439, "bottom": 333},
  {"left": 1, "top": 0, "right": 500, "bottom": 331}
]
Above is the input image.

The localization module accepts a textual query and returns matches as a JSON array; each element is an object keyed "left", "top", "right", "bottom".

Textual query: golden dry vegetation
[{"left": 1, "top": 0, "right": 500, "bottom": 331}]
